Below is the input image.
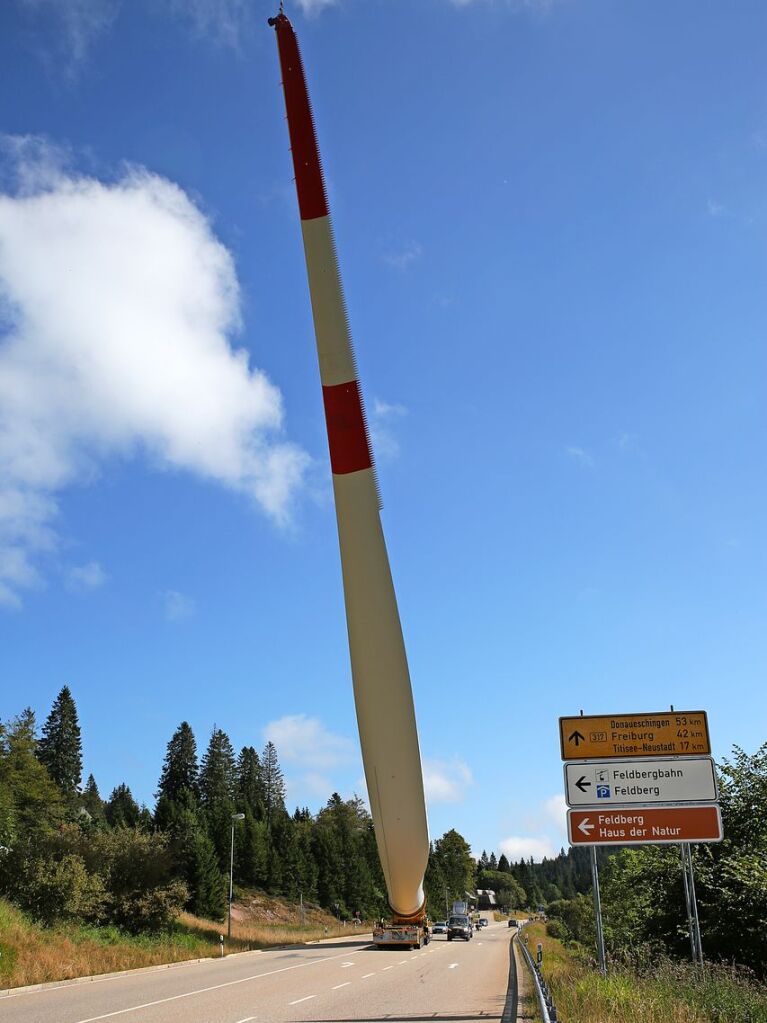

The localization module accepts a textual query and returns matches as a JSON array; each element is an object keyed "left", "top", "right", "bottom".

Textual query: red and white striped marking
[{"left": 271, "top": 12, "right": 373, "bottom": 481}]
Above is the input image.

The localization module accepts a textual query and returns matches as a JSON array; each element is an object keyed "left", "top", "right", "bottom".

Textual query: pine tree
[
  {"left": 37, "top": 686, "right": 83, "bottom": 796},
  {"left": 0, "top": 709, "right": 64, "bottom": 845},
  {"left": 187, "top": 825, "right": 227, "bottom": 920},
  {"left": 155, "top": 722, "right": 200, "bottom": 831},
  {"left": 261, "top": 741, "right": 286, "bottom": 831},
  {"left": 498, "top": 853, "right": 510, "bottom": 873},
  {"left": 157, "top": 722, "right": 199, "bottom": 802},
  {"left": 199, "top": 728, "right": 237, "bottom": 867},
  {"left": 236, "top": 746, "right": 266, "bottom": 821},
  {"left": 81, "top": 773, "right": 104, "bottom": 822},
  {"left": 105, "top": 783, "right": 140, "bottom": 828}
]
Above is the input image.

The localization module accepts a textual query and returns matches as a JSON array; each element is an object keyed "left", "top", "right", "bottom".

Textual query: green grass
[{"left": 520, "top": 921, "right": 767, "bottom": 1023}]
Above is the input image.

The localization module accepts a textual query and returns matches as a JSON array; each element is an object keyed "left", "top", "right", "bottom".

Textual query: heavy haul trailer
[{"left": 269, "top": 12, "right": 431, "bottom": 950}]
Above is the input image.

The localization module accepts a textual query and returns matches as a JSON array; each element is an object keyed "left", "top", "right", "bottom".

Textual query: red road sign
[{"left": 567, "top": 805, "right": 723, "bottom": 846}]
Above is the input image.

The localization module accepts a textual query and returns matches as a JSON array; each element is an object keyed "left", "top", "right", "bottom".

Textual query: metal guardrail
[{"left": 516, "top": 922, "right": 561, "bottom": 1023}]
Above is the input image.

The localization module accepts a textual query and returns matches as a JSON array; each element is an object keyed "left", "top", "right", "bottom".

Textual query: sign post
[
  {"left": 590, "top": 847, "right": 606, "bottom": 977},
  {"left": 560, "top": 708, "right": 721, "bottom": 973},
  {"left": 680, "top": 845, "right": 697, "bottom": 963},
  {"left": 683, "top": 843, "right": 704, "bottom": 966}
]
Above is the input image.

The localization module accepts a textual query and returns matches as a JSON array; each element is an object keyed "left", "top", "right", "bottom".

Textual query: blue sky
[{"left": 0, "top": 0, "right": 765, "bottom": 862}]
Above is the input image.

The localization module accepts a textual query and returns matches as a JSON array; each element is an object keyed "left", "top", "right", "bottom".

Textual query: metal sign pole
[
  {"left": 680, "top": 845, "right": 696, "bottom": 963},
  {"left": 590, "top": 846, "right": 607, "bottom": 976},
  {"left": 684, "top": 843, "right": 704, "bottom": 965}
]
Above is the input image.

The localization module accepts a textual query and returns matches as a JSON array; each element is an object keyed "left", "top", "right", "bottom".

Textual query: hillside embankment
[{"left": 524, "top": 921, "right": 767, "bottom": 1023}]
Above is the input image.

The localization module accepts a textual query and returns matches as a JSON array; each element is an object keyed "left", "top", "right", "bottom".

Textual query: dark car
[
  {"left": 447, "top": 914, "right": 472, "bottom": 941},
  {"left": 479, "top": 918, "right": 489, "bottom": 928},
  {"left": 508, "top": 918, "right": 518, "bottom": 928}
]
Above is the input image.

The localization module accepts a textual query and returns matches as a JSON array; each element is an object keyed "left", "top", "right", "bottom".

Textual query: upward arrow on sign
[{"left": 568, "top": 730, "right": 585, "bottom": 746}]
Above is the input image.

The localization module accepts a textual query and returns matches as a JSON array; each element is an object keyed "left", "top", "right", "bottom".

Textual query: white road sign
[{"left": 564, "top": 756, "right": 718, "bottom": 807}]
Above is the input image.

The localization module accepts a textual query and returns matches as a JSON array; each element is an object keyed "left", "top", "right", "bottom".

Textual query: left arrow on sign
[
  {"left": 577, "top": 818, "right": 594, "bottom": 836},
  {"left": 575, "top": 776, "right": 591, "bottom": 793}
]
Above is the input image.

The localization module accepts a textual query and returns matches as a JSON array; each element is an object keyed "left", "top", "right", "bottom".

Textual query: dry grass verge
[
  {"left": 0, "top": 898, "right": 367, "bottom": 991},
  {"left": 177, "top": 911, "right": 364, "bottom": 952}
]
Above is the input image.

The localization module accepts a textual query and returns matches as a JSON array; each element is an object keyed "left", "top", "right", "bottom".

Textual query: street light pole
[{"left": 228, "top": 813, "right": 246, "bottom": 941}]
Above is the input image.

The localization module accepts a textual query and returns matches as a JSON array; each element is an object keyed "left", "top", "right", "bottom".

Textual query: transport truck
[{"left": 373, "top": 917, "right": 431, "bottom": 949}]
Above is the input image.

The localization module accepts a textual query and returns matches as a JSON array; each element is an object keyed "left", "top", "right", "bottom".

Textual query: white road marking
[
  {"left": 361, "top": 973, "right": 375, "bottom": 978},
  {"left": 382, "top": 965, "right": 394, "bottom": 971},
  {"left": 234, "top": 1017, "right": 257, "bottom": 1022},
  {"left": 70, "top": 950, "right": 358, "bottom": 1023},
  {"left": 332, "top": 982, "right": 351, "bottom": 990},
  {"left": 448, "top": 963, "right": 459, "bottom": 969},
  {"left": 477, "top": 942, "right": 483, "bottom": 946},
  {"left": 288, "top": 995, "right": 316, "bottom": 1005},
  {"left": 341, "top": 962, "right": 355, "bottom": 968},
  {"left": 399, "top": 959, "right": 408, "bottom": 964}
]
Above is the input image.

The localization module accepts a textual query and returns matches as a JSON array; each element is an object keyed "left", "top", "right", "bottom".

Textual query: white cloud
[
  {"left": 500, "top": 793, "right": 566, "bottom": 862},
  {"left": 449, "top": 0, "right": 557, "bottom": 10},
  {"left": 565, "top": 445, "right": 595, "bottom": 468},
  {"left": 499, "top": 835, "right": 557, "bottom": 862},
  {"left": 162, "top": 589, "right": 195, "bottom": 621},
  {"left": 423, "top": 758, "right": 473, "bottom": 803},
  {"left": 0, "top": 137, "right": 307, "bottom": 606},
  {"left": 384, "top": 241, "right": 422, "bottom": 271},
  {"left": 19, "top": 0, "right": 119, "bottom": 72},
  {"left": 542, "top": 793, "right": 567, "bottom": 835},
  {"left": 295, "top": 0, "right": 337, "bottom": 15},
  {"left": 263, "top": 714, "right": 357, "bottom": 770},
  {"left": 369, "top": 398, "right": 407, "bottom": 461},
  {"left": 166, "top": 0, "right": 253, "bottom": 48},
  {"left": 67, "top": 559, "right": 106, "bottom": 591},
  {"left": 166, "top": 0, "right": 335, "bottom": 47}
]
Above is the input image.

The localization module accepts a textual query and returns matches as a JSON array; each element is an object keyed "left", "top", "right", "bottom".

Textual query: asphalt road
[{"left": 2, "top": 919, "right": 520, "bottom": 1023}]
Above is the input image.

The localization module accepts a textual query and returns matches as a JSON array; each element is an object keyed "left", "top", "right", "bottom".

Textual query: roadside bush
[
  {"left": 546, "top": 917, "right": 570, "bottom": 941},
  {"left": 13, "top": 853, "right": 105, "bottom": 925},
  {"left": 546, "top": 895, "right": 595, "bottom": 946},
  {"left": 4, "top": 825, "right": 186, "bottom": 932},
  {"left": 110, "top": 880, "right": 189, "bottom": 933}
]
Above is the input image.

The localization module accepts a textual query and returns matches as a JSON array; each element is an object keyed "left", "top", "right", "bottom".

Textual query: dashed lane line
[
  {"left": 332, "top": 983, "right": 351, "bottom": 990},
  {"left": 382, "top": 965, "right": 394, "bottom": 971},
  {"left": 448, "top": 964, "right": 459, "bottom": 970},
  {"left": 70, "top": 949, "right": 359, "bottom": 1023},
  {"left": 234, "top": 1017, "right": 257, "bottom": 1022},
  {"left": 288, "top": 995, "right": 316, "bottom": 1005},
  {"left": 361, "top": 973, "right": 375, "bottom": 979}
]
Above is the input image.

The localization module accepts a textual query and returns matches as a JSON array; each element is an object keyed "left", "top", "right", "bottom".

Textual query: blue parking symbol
[{"left": 596, "top": 784, "right": 611, "bottom": 799}]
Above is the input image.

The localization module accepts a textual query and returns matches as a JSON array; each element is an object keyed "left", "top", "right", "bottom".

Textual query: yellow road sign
[{"left": 560, "top": 711, "right": 710, "bottom": 761}]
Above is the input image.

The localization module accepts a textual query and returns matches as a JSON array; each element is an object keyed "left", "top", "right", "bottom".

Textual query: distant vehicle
[
  {"left": 479, "top": 918, "right": 488, "bottom": 928},
  {"left": 432, "top": 921, "right": 447, "bottom": 934},
  {"left": 447, "top": 915, "right": 472, "bottom": 941},
  {"left": 508, "top": 919, "right": 518, "bottom": 928}
]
